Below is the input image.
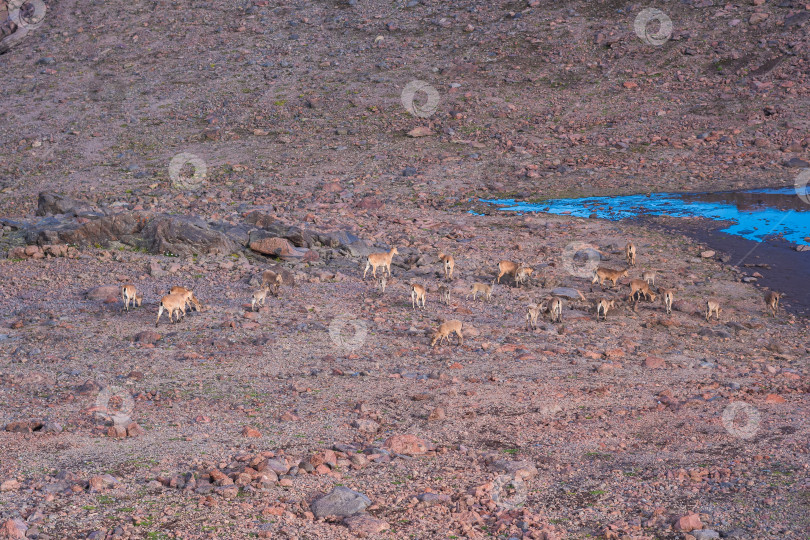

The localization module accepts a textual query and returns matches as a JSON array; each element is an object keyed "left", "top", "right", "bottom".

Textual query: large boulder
[
  {"left": 0, "top": 0, "right": 34, "bottom": 56},
  {"left": 551, "top": 287, "right": 586, "bottom": 300},
  {"left": 311, "top": 487, "right": 371, "bottom": 519},
  {"left": 142, "top": 215, "right": 237, "bottom": 256},
  {"left": 250, "top": 236, "right": 297, "bottom": 257},
  {"left": 37, "top": 213, "right": 143, "bottom": 247},
  {"left": 248, "top": 233, "right": 318, "bottom": 262},
  {"left": 86, "top": 285, "right": 120, "bottom": 301}
]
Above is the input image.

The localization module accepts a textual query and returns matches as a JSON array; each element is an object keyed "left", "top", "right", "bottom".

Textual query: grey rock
[
  {"left": 311, "top": 486, "right": 371, "bottom": 518},
  {"left": 332, "top": 443, "right": 360, "bottom": 453},
  {"left": 143, "top": 215, "right": 237, "bottom": 256},
  {"left": 36, "top": 192, "right": 98, "bottom": 217},
  {"left": 693, "top": 531, "right": 720, "bottom": 540},
  {"left": 417, "top": 492, "right": 451, "bottom": 505},
  {"left": 551, "top": 287, "right": 585, "bottom": 300},
  {"left": 42, "top": 480, "right": 70, "bottom": 494},
  {"left": 784, "top": 157, "right": 809, "bottom": 168},
  {"left": 785, "top": 11, "right": 810, "bottom": 28},
  {"left": 265, "top": 458, "right": 289, "bottom": 475},
  {"left": 573, "top": 248, "right": 601, "bottom": 263},
  {"left": 41, "top": 421, "right": 63, "bottom": 434},
  {"left": 149, "top": 261, "right": 166, "bottom": 277}
]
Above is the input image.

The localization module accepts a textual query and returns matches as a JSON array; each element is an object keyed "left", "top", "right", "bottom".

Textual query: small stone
[
  {"left": 308, "top": 450, "right": 337, "bottom": 468},
  {"left": 351, "top": 418, "right": 380, "bottom": 434},
  {"left": 749, "top": 12, "right": 769, "bottom": 25},
  {"left": 428, "top": 407, "right": 446, "bottom": 421},
  {"left": 343, "top": 514, "right": 389, "bottom": 536},
  {"left": 125, "top": 421, "right": 144, "bottom": 437},
  {"left": 701, "top": 250, "right": 716, "bottom": 258},
  {"left": 241, "top": 426, "right": 262, "bottom": 438},
  {"left": 675, "top": 513, "right": 703, "bottom": 532},
  {"left": 407, "top": 127, "right": 433, "bottom": 138},
  {"left": 133, "top": 331, "right": 161, "bottom": 344},
  {"left": 0, "top": 479, "right": 20, "bottom": 492},
  {"left": 643, "top": 357, "right": 666, "bottom": 369}
]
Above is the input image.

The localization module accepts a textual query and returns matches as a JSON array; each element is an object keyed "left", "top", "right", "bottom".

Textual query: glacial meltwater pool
[{"left": 483, "top": 186, "right": 810, "bottom": 247}]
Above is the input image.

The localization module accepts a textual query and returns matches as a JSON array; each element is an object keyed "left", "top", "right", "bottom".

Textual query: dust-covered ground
[{"left": 0, "top": 1, "right": 808, "bottom": 539}]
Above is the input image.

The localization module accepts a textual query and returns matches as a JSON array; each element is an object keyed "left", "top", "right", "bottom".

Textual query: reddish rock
[
  {"left": 24, "top": 245, "right": 43, "bottom": 258},
  {"left": 407, "top": 126, "right": 433, "bottom": 137},
  {"left": 383, "top": 434, "right": 430, "bottom": 456},
  {"left": 674, "top": 513, "right": 703, "bottom": 532},
  {"left": 351, "top": 418, "right": 380, "bottom": 434},
  {"left": 322, "top": 181, "right": 342, "bottom": 193},
  {"left": 355, "top": 197, "right": 384, "bottom": 210},
  {"left": 343, "top": 514, "right": 389, "bottom": 536},
  {"left": 643, "top": 357, "right": 666, "bottom": 369},
  {"left": 0, "top": 519, "right": 27, "bottom": 539},
  {"left": 249, "top": 236, "right": 317, "bottom": 261},
  {"left": 7, "top": 247, "right": 26, "bottom": 259},
  {"left": 133, "top": 331, "right": 161, "bottom": 344},
  {"left": 765, "top": 394, "right": 786, "bottom": 404},
  {"left": 88, "top": 476, "right": 106, "bottom": 491},
  {"left": 107, "top": 425, "right": 127, "bottom": 438},
  {"left": 309, "top": 450, "right": 337, "bottom": 468},
  {"left": 5, "top": 420, "right": 43, "bottom": 433},
  {"left": 241, "top": 426, "right": 262, "bottom": 438},
  {"left": 428, "top": 407, "right": 446, "bottom": 421},
  {"left": 249, "top": 237, "right": 297, "bottom": 256},
  {"left": 86, "top": 285, "right": 120, "bottom": 301},
  {"left": 0, "top": 479, "right": 20, "bottom": 492},
  {"left": 749, "top": 12, "right": 769, "bottom": 24},
  {"left": 125, "top": 422, "right": 144, "bottom": 437}
]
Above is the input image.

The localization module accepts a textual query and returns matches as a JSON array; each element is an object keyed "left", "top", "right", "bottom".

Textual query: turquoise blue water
[{"left": 482, "top": 187, "right": 810, "bottom": 246}]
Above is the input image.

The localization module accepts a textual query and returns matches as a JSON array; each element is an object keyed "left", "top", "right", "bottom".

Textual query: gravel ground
[{"left": 0, "top": 1, "right": 808, "bottom": 539}]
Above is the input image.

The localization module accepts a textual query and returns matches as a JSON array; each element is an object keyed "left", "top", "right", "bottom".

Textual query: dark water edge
[{"left": 637, "top": 215, "right": 810, "bottom": 317}]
